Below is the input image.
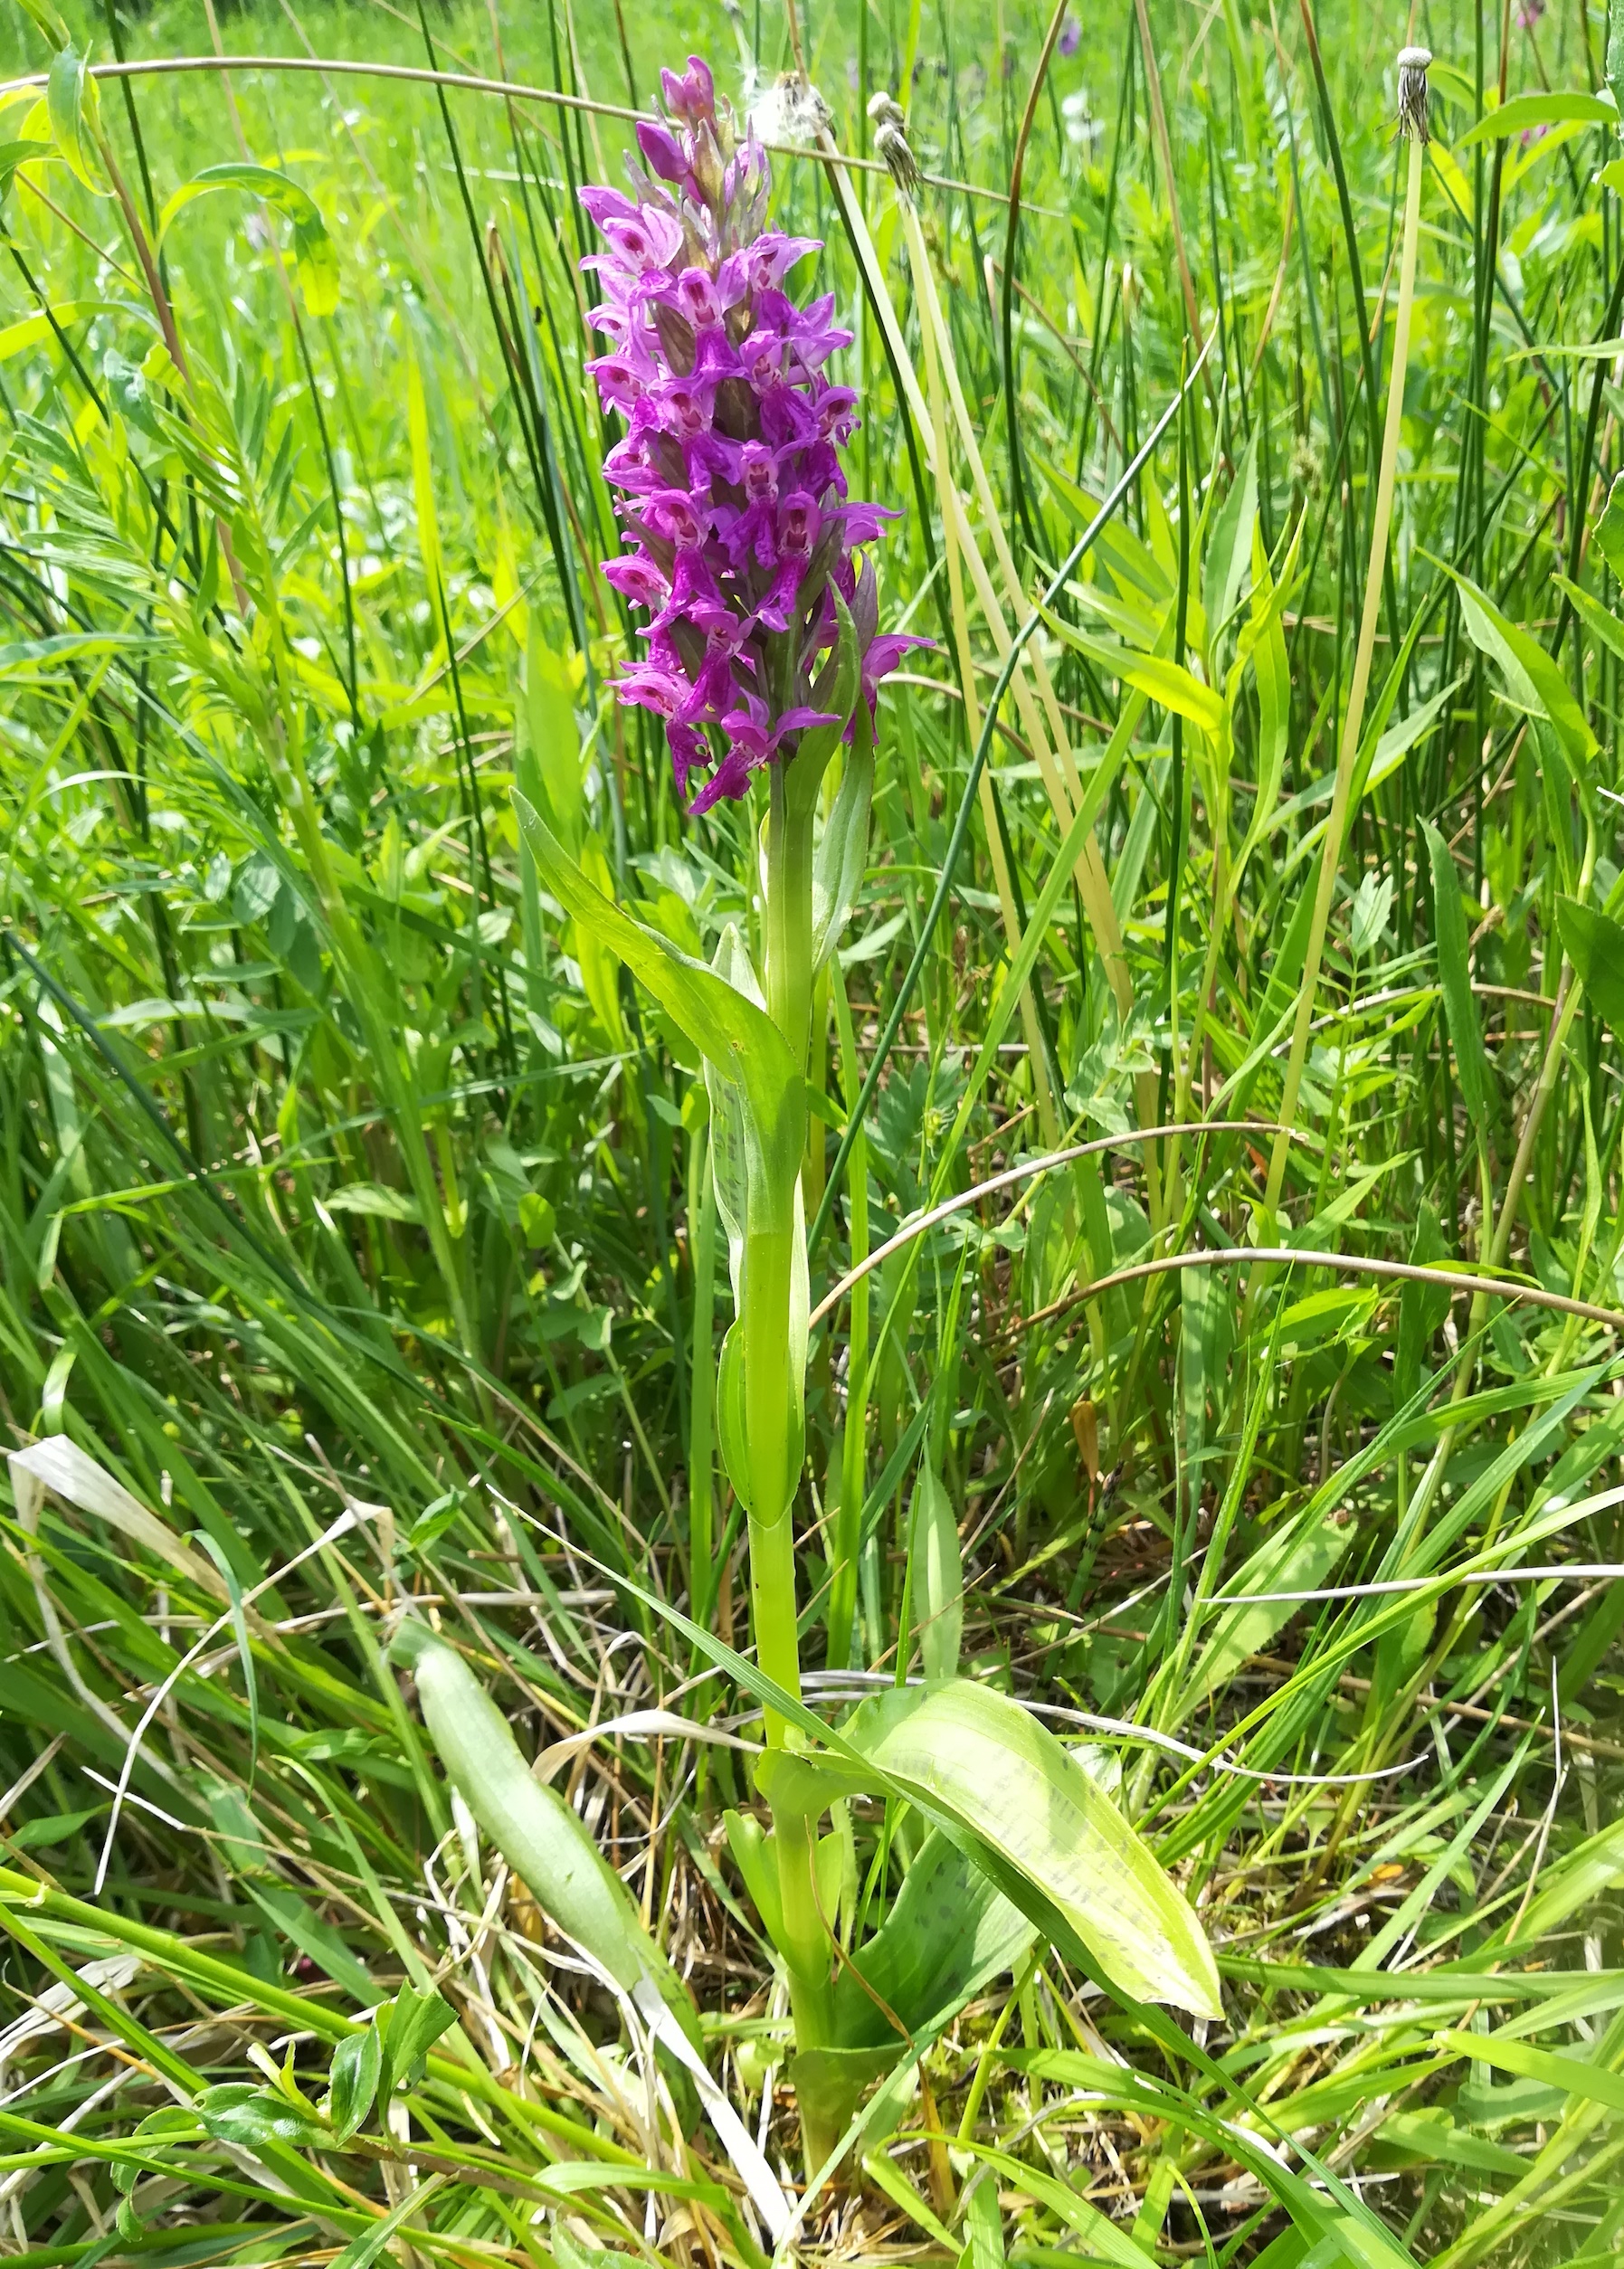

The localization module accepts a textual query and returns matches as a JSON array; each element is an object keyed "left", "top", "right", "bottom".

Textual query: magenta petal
[{"left": 636, "top": 121, "right": 687, "bottom": 182}]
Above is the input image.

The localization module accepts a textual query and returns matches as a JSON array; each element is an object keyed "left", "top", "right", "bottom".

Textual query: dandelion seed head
[{"left": 1397, "top": 46, "right": 1432, "bottom": 143}]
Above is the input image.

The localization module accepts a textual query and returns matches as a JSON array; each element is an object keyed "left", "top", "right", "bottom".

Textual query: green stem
[
  {"left": 743, "top": 1226, "right": 801, "bottom": 1720},
  {"left": 765, "top": 762, "right": 818, "bottom": 1070},
  {"left": 746, "top": 758, "right": 836, "bottom": 2124},
  {"left": 1264, "top": 119, "right": 1426, "bottom": 1220},
  {"left": 687, "top": 1116, "right": 717, "bottom": 1657},
  {"left": 827, "top": 964, "right": 871, "bottom": 1670}
]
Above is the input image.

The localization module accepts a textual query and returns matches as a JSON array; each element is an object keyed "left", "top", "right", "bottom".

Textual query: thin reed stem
[{"left": 1264, "top": 72, "right": 1427, "bottom": 1217}]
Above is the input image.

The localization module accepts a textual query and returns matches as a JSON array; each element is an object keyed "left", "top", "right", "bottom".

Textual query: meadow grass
[{"left": 1, "top": 0, "right": 1624, "bottom": 2261}]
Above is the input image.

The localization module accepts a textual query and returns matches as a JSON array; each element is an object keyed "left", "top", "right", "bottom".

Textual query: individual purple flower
[
  {"left": 596, "top": 206, "right": 685, "bottom": 277},
  {"left": 1058, "top": 13, "right": 1082, "bottom": 57},
  {"left": 578, "top": 54, "right": 926, "bottom": 812},
  {"left": 602, "top": 554, "right": 668, "bottom": 609},
  {"left": 636, "top": 120, "right": 688, "bottom": 183},
  {"left": 660, "top": 55, "right": 715, "bottom": 123}
]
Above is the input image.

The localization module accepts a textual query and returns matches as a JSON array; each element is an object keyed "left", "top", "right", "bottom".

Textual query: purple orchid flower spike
[{"left": 577, "top": 55, "right": 927, "bottom": 814}]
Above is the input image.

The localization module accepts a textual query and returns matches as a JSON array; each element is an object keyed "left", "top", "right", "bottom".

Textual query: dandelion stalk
[{"left": 1263, "top": 47, "right": 1431, "bottom": 1220}]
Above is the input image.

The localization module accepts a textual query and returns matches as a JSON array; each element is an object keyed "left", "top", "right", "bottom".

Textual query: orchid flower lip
[{"left": 576, "top": 51, "right": 930, "bottom": 813}]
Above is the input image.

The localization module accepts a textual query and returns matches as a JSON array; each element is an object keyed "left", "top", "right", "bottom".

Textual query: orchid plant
[{"left": 510, "top": 57, "right": 1219, "bottom": 2188}]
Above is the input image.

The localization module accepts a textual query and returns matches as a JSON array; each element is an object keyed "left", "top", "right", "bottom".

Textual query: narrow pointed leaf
[
  {"left": 1424, "top": 820, "right": 1490, "bottom": 1125},
  {"left": 1557, "top": 897, "right": 1624, "bottom": 1032}
]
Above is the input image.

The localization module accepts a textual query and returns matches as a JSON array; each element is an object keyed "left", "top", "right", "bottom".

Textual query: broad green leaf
[
  {"left": 1554, "top": 572, "right": 1624, "bottom": 669},
  {"left": 1446, "top": 563, "right": 1596, "bottom": 765},
  {"left": 1591, "top": 471, "right": 1624, "bottom": 584},
  {"left": 549, "top": 1539, "right": 1220, "bottom": 2055},
  {"left": 195, "top": 2082, "right": 326, "bottom": 2150},
  {"left": 521, "top": 622, "right": 584, "bottom": 850},
  {"left": 388, "top": 1619, "right": 700, "bottom": 2048},
  {"left": 833, "top": 1828, "right": 1033, "bottom": 2045},
  {"left": 794, "top": 2045, "right": 906, "bottom": 2155},
  {"left": 715, "top": 1318, "right": 755, "bottom": 1514},
  {"left": 908, "top": 1462, "right": 963, "bottom": 1683},
  {"left": 1043, "top": 615, "right": 1227, "bottom": 738},
  {"left": 514, "top": 793, "right": 803, "bottom": 1215},
  {"left": 704, "top": 932, "right": 755, "bottom": 1307},
  {"left": 375, "top": 1985, "right": 456, "bottom": 2108},
  {"left": 1424, "top": 820, "right": 1490, "bottom": 1125},
  {"left": 1557, "top": 897, "right": 1624, "bottom": 1032},
  {"left": 574, "top": 831, "right": 629, "bottom": 1051},
  {"left": 721, "top": 1807, "right": 783, "bottom": 1948},
  {"left": 839, "top": 1679, "right": 1221, "bottom": 2017},
  {"left": 703, "top": 922, "right": 809, "bottom": 1508},
  {"left": 0, "top": 139, "right": 52, "bottom": 210},
  {"left": 1456, "top": 88, "right": 1617, "bottom": 145},
  {"left": 46, "top": 47, "right": 102, "bottom": 195},
  {"left": 158, "top": 162, "right": 339, "bottom": 316},
  {"left": 328, "top": 2024, "right": 380, "bottom": 2143},
  {"left": 518, "top": 795, "right": 806, "bottom": 1520}
]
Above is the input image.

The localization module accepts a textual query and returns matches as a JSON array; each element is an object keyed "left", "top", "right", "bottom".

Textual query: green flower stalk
[{"left": 1264, "top": 46, "right": 1431, "bottom": 1218}]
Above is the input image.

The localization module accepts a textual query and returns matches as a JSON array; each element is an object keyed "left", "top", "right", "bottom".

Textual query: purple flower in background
[
  {"left": 579, "top": 55, "right": 925, "bottom": 813},
  {"left": 1058, "top": 14, "right": 1082, "bottom": 57}
]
